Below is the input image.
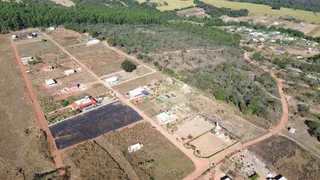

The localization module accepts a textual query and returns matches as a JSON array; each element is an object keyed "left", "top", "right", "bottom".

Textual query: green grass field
[
  {"left": 203, "top": 0, "right": 320, "bottom": 24},
  {"left": 137, "top": 0, "right": 195, "bottom": 11},
  {"left": 137, "top": 0, "right": 320, "bottom": 24}
]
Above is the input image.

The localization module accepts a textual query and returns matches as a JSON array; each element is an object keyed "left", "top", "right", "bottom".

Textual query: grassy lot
[
  {"left": 137, "top": 0, "right": 195, "bottom": 11},
  {"left": 251, "top": 136, "right": 320, "bottom": 180},
  {"left": 63, "top": 122, "right": 194, "bottom": 179},
  {"left": 203, "top": 0, "right": 320, "bottom": 24},
  {"left": 103, "top": 122, "right": 195, "bottom": 179}
]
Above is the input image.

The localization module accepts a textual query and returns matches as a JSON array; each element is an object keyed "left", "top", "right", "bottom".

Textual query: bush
[
  {"left": 59, "top": 100, "right": 70, "bottom": 107},
  {"left": 297, "top": 104, "right": 310, "bottom": 117},
  {"left": 249, "top": 173, "right": 259, "bottom": 180},
  {"left": 153, "top": 61, "right": 159, "bottom": 66},
  {"left": 305, "top": 120, "right": 320, "bottom": 141},
  {"left": 121, "top": 59, "right": 137, "bottom": 72}
]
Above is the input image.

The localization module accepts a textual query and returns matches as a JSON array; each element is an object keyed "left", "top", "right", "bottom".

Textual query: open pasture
[{"left": 203, "top": 0, "right": 320, "bottom": 24}]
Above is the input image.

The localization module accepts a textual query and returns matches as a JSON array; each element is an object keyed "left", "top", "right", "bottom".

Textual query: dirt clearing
[
  {"left": 46, "top": 28, "right": 84, "bottom": 47},
  {"left": 0, "top": 35, "right": 55, "bottom": 179}
]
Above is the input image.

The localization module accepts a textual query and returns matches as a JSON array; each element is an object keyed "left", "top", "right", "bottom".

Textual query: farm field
[
  {"left": 203, "top": 0, "right": 320, "bottom": 24},
  {"left": 251, "top": 136, "right": 320, "bottom": 180},
  {"left": 221, "top": 15, "right": 320, "bottom": 37},
  {"left": 0, "top": 35, "right": 55, "bottom": 179},
  {"left": 63, "top": 122, "right": 194, "bottom": 179},
  {"left": 50, "top": 101, "right": 142, "bottom": 149},
  {"left": 137, "top": 0, "right": 195, "bottom": 11}
]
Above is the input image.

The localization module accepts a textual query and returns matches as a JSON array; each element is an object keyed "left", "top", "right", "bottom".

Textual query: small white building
[
  {"left": 86, "top": 39, "right": 100, "bottom": 46},
  {"left": 288, "top": 127, "right": 296, "bottom": 133},
  {"left": 128, "top": 87, "right": 146, "bottom": 99},
  {"left": 64, "top": 69, "right": 76, "bottom": 76},
  {"left": 105, "top": 76, "right": 119, "bottom": 86},
  {"left": 12, "top": 35, "right": 17, "bottom": 40},
  {"left": 45, "top": 79, "right": 56, "bottom": 86},
  {"left": 128, "top": 143, "right": 143, "bottom": 153},
  {"left": 47, "top": 27, "right": 56, "bottom": 31}
]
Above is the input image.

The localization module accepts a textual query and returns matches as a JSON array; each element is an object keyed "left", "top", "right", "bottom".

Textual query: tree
[
  {"left": 305, "top": 120, "right": 320, "bottom": 141},
  {"left": 121, "top": 59, "right": 137, "bottom": 72}
]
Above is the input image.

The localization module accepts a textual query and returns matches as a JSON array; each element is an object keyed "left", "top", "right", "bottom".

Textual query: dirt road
[
  {"left": 42, "top": 32, "right": 210, "bottom": 179},
  {"left": 9, "top": 38, "right": 63, "bottom": 169}
]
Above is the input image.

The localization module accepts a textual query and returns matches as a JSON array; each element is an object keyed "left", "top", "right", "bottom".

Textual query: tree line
[{"left": 194, "top": 0, "right": 249, "bottom": 17}]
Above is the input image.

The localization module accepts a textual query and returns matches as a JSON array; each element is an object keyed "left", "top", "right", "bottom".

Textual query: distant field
[
  {"left": 203, "top": 0, "right": 320, "bottom": 24},
  {"left": 50, "top": 0, "right": 75, "bottom": 7},
  {"left": 137, "top": 0, "right": 195, "bottom": 11}
]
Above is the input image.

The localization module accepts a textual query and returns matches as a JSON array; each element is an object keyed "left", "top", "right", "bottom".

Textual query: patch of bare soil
[{"left": 251, "top": 136, "right": 320, "bottom": 180}]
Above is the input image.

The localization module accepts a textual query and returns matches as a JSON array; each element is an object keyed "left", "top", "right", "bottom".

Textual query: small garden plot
[
  {"left": 49, "top": 101, "right": 142, "bottom": 149},
  {"left": 175, "top": 115, "right": 214, "bottom": 141},
  {"left": 16, "top": 40, "right": 59, "bottom": 57},
  {"left": 189, "top": 132, "right": 235, "bottom": 157},
  {"left": 72, "top": 48, "right": 127, "bottom": 77},
  {"left": 46, "top": 28, "right": 85, "bottom": 47}
]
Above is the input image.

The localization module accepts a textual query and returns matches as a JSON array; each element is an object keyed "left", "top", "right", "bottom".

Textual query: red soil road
[{"left": 9, "top": 38, "right": 63, "bottom": 169}]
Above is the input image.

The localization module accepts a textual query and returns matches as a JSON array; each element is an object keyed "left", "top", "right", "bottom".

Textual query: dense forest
[
  {"left": 231, "top": 0, "right": 320, "bottom": 12},
  {"left": 194, "top": 0, "right": 249, "bottom": 17}
]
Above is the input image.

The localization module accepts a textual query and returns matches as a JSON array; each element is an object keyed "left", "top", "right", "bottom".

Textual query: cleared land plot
[
  {"left": 251, "top": 136, "right": 320, "bottom": 180},
  {"left": 203, "top": 0, "right": 320, "bottom": 24},
  {"left": 16, "top": 40, "right": 59, "bottom": 56},
  {"left": 102, "top": 122, "right": 195, "bottom": 180},
  {"left": 138, "top": 0, "right": 195, "bottom": 11},
  {"left": 70, "top": 47, "right": 127, "bottom": 77},
  {"left": 114, "top": 72, "right": 166, "bottom": 93},
  {"left": 194, "top": 95, "right": 266, "bottom": 141},
  {"left": 175, "top": 115, "right": 215, "bottom": 140},
  {"left": 66, "top": 42, "right": 105, "bottom": 54},
  {"left": 50, "top": 101, "right": 142, "bottom": 149},
  {"left": 0, "top": 35, "right": 55, "bottom": 179},
  {"left": 190, "top": 133, "right": 235, "bottom": 157},
  {"left": 46, "top": 28, "right": 85, "bottom": 47},
  {"left": 101, "top": 65, "right": 154, "bottom": 82}
]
